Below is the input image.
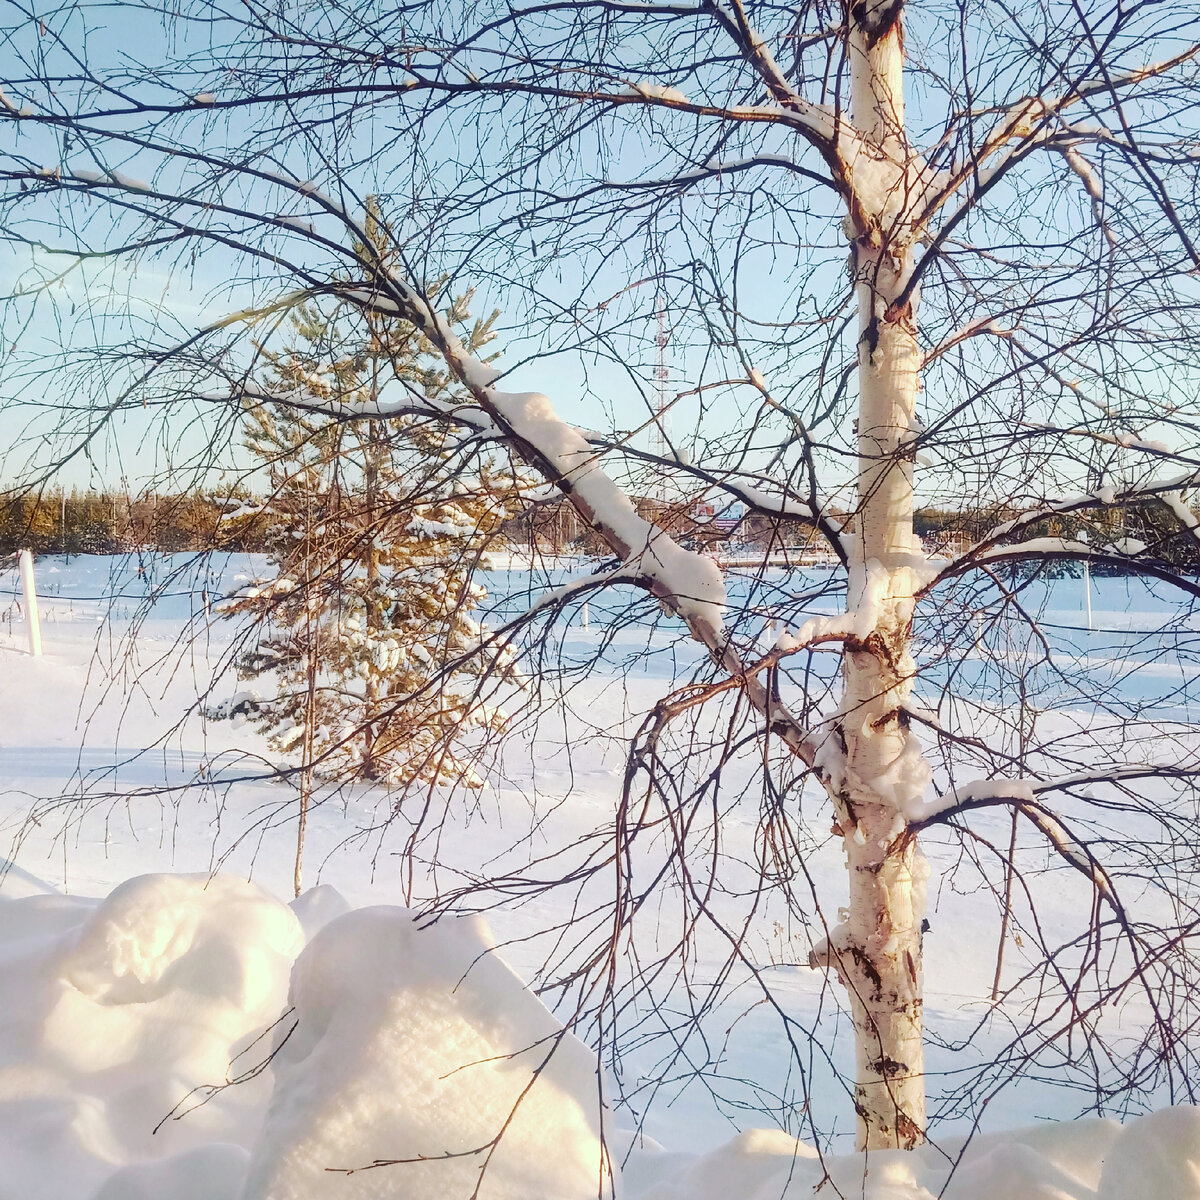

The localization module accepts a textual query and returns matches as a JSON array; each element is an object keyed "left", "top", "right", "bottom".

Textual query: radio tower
[{"left": 653, "top": 298, "right": 671, "bottom": 503}]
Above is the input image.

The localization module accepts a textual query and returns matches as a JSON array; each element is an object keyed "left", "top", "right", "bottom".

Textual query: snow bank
[
  {"left": 0, "top": 876, "right": 611, "bottom": 1200},
  {"left": 0, "top": 870, "right": 1196, "bottom": 1200},
  {"left": 241, "top": 905, "right": 614, "bottom": 1199},
  {"left": 1096, "top": 1106, "right": 1200, "bottom": 1200},
  {"left": 627, "top": 1110, "right": 1200, "bottom": 1200},
  {"left": 91, "top": 1143, "right": 249, "bottom": 1200},
  {"left": 625, "top": 1127, "right": 819, "bottom": 1198},
  {"left": 0, "top": 874, "right": 302, "bottom": 1200}
]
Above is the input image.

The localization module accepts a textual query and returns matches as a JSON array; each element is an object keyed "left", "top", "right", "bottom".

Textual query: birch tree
[{"left": 1, "top": 0, "right": 1199, "bottom": 1152}]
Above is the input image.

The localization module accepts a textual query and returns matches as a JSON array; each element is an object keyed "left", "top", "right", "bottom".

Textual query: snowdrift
[
  {"left": 0, "top": 873, "right": 1195, "bottom": 1200},
  {"left": 242, "top": 902, "right": 611, "bottom": 1200}
]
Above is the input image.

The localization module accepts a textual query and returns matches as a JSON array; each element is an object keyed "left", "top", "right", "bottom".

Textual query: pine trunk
[{"left": 361, "top": 377, "right": 382, "bottom": 779}]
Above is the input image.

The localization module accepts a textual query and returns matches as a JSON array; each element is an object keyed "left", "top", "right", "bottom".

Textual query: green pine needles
[{"left": 221, "top": 284, "right": 522, "bottom": 792}]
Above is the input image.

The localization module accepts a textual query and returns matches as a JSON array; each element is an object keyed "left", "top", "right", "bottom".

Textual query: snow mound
[
  {"left": 627, "top": 1113, "right": 1166, "bottom": 1200},
  {"left": 240, "top": 905, "right": 615, "bottom": 1200},
  {"left": 60, "top": 872, "right": 302, "bottom": 1009},
  {"left": 0, "top": 869, "right": 1197, "bottom": 1200},
  {"left": 0, "top": 874, "right": 302, "bottom": 1200},
  {"left": 629, "top": 1127, "right": 818, "bottom": 1198},
  {"left": 1096, "top": 1107, "right": 1200, "bottom": 1200},
  {"left": 288, "top": 881, "right": 352, "bottom": 940}
]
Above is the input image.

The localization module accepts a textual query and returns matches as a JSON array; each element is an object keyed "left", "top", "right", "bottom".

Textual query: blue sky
[{"left": 0, "top": 0, "right": 1196, "bottom": 511}]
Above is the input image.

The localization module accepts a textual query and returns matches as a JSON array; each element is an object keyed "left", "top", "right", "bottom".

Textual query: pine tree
[{"left": 222, "top": 281, "right": 520, "bottom": 794}]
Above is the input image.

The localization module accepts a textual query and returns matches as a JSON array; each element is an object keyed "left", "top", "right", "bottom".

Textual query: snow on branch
[
  {"left": 708, "top": 0, "right": 812, "bottom": 115},
  {"left": 195, "top": 173, "right": 824, "bottom": 766},
  {"left": 600, "top": 87, "right": 843, "bottom": 149},
  {"left": 928, "top": 43, "right": 1200, "bottom": 219},
  {"left": 607, "top": 439, "right": 843, "bottom": 557},
  {"left": 507, "top": 563, "right": 637, "bottom": 624},
  {"left": 601, "top": 153, "right": 831, "bottom": 193},
  {"left": 339, "top": 264, "right": 822, "bottom": 766},
  {"left": 602, "top": 1, "right": 854, "bottom": 167},
  {"left": 726, "top": 479, "right": 823, "bottom": 522},
  {"left": 1160, "top": 491, "right": 1200, "bottom": 544},
  {"left": 336, "top": 287, "right": 727, "bottom": 626},
  {"left": 921, "top": 317, "right": 1014, "bottom": 365},
  {"left": 909, "top": 777, "right": 1144, "bottom": 914},
  {"left": 926, "top": 763, "right": 1200, "bottom": 822},
  {"left": 619, "top": 81, "right": 691, "bottom": 104},
  {"left": 222, "top": 380, "right": 502, "bottom": 438},
  {"left": 1057, "top": 143, "right": 1115, "bottom": 249},
  {"left": 1019, "top": 804, "right": 1124, "bottom": 916},
  {"left": 933, "top": 541, "right": 1200, "bottom": 602},
  {"left": 70, "top": 167, "right": 151, "bottom": 192},
  {"left": 925, "top": 473, "right": 1200, "bottom": 591}
]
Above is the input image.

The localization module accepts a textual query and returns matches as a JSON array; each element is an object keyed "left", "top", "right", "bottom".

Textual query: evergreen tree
[{"left": 222, "top": 279, "right": 520, "bottom": 792}]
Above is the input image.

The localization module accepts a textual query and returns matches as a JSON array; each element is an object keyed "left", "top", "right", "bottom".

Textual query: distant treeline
[
  {"left": 916, "top": 498, "right": 1200, "bottom": 571},
  {"left": 0, "top": 489, "right": 273, "bottom": 556},
  {"left": 2, "top": 487, "right": 1196, "bottom": 570}
]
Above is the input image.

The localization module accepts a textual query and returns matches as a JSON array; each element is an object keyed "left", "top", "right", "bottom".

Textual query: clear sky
[{"left": 1, "top": 0, "right": 1195, "bottom": 515}]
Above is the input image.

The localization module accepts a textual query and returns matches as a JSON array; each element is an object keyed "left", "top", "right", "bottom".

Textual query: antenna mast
[{"left": 653, "top": 298, "right": 670, "bottom": 502}]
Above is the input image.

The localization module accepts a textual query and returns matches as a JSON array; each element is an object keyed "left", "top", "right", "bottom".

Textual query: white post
[
  {"left": 18, "top": 549, "right": 42, "bottom": 657},
  {"left": 1079, "top": 530, "right": 1092, "bottom": 631},
  {"left": 581, "top": 600, "right": 589, "bottom": 630}
]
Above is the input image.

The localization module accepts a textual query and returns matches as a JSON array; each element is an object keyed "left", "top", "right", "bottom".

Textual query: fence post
[{"left": 18, "top": 549, "right": 42, "bottom": 657}]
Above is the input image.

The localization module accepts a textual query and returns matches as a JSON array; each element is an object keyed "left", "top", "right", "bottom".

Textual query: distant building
[{"left": 923, "top": 529, "right": 972, "bottom": 558}]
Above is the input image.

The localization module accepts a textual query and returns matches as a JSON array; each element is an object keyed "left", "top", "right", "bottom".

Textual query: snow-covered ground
[{"left": 0, "top": 553, "right": 1197, "bottom": 1200}]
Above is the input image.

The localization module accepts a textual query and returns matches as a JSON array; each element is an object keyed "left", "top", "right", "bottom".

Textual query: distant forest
[
  {"left": 2, "top": 487, "right": 1196, "bottom": 570},
  {"left": 0, "top": 489, "right": 272, "bottom": 556}
]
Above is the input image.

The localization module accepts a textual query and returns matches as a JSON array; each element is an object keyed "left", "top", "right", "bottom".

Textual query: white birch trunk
[{"left": 813, "top": 0, "right": 930, "bottom": 1150}]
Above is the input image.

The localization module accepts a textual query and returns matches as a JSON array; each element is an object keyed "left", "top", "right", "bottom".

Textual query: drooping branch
[{"left": 337, "top": 260, "right": 824, "bottom": 768}]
